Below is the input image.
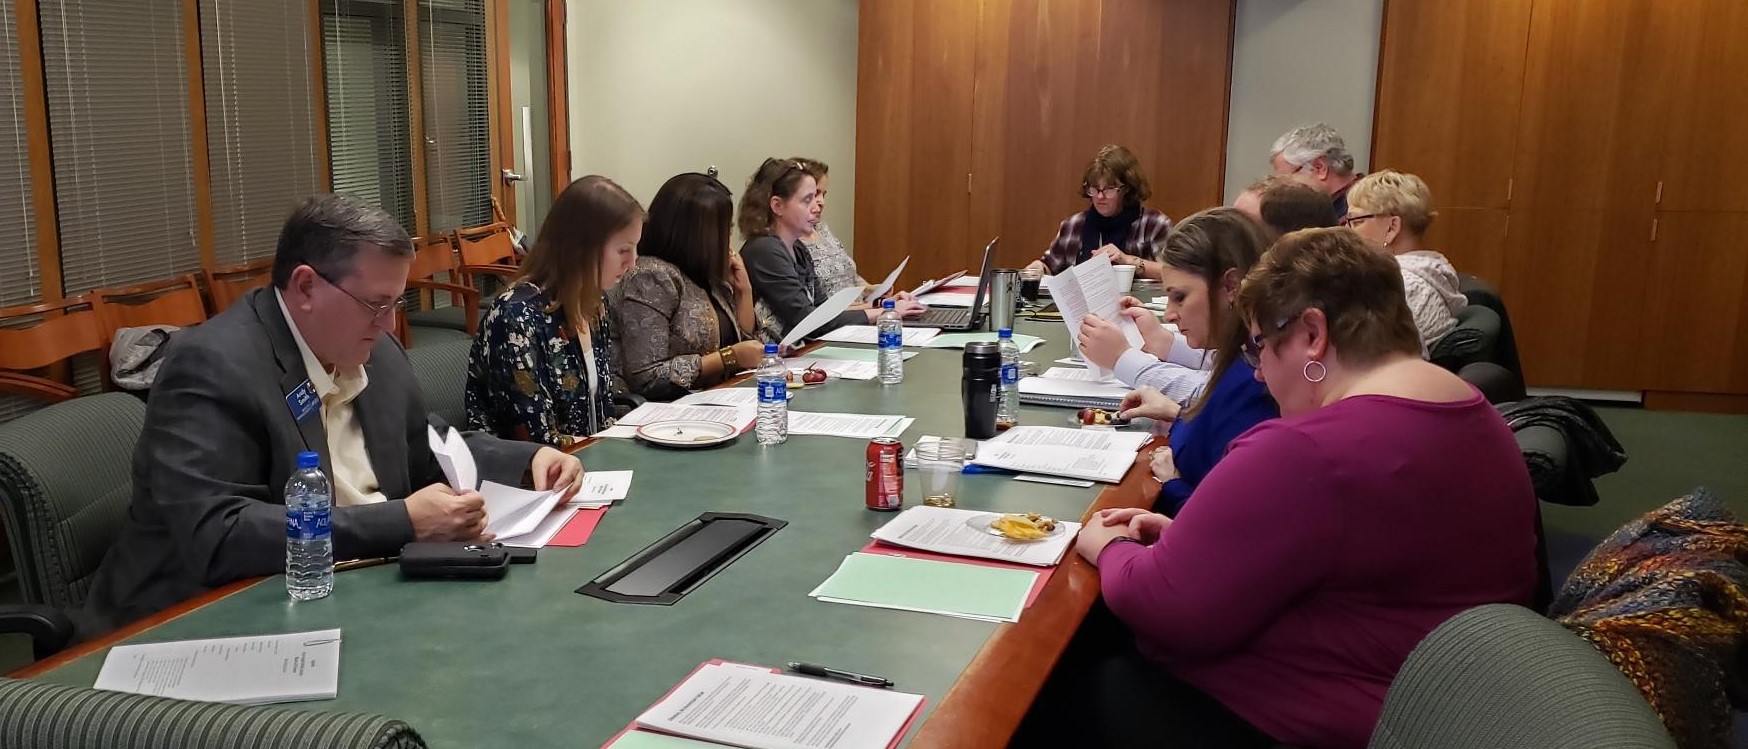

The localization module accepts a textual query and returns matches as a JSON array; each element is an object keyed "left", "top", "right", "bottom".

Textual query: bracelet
[{"left": 717, "top": 345, "right": 739, "bottom": 374}]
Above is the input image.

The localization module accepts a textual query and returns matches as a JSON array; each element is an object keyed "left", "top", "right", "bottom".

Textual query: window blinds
[
  {"left": 0, "top": 1, "right": 37, "bottom": 307},
  {"left": 419, "top": 0, "right": 491, "bottom": 232},
  {"left": 321, "top": 0, "right": 415, "bottom": 232}
]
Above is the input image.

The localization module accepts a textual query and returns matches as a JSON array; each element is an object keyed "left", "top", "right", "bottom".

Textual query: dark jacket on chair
[
  {"left": 83, "top": 288, "right": 539, "bottom": 634},
  {"left": 1497, "top": 396, "right": 1626, "bottom": 507}
]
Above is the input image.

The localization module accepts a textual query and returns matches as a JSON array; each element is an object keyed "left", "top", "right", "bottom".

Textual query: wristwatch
[{"left": 718, "top": 345, "right": 740, "bottom": 373}]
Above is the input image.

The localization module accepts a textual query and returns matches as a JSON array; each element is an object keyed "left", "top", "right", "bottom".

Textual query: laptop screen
[{"left": 965, "top": 237, "right": 999, "bottom": 316}]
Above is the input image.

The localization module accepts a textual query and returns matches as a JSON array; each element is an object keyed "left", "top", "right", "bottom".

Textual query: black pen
[{"left": 786, "top": 661, "right": 895, "bottom": 688}]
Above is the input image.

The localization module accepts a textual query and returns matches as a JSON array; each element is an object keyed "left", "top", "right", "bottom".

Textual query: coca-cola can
[{"left": 866, "top": 437, "right": 904, "bottom": 511}]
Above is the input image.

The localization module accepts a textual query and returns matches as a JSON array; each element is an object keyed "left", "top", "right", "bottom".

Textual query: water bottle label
[
  {"left": 286, "top": 506, "right": 332, "bottom": 541},
  {"left": 878, "top": 330, "right": 902, "bottom": 349},
  {"left": 1001, "top": 363, "right": 1019, "bottom": 385},
  {"left": 758, "top": 380, "right": 787, "bottom": 403}
]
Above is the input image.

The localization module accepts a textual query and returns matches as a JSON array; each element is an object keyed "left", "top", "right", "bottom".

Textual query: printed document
[
  {"left": 870, "top": 505, "right": 1079, "bottom": 566},
  {"left": 94, "top": 629, "right": 342, "bottom": 705},
  {"left": 634, "top": 663, "right": 923, "bottom": 749}
]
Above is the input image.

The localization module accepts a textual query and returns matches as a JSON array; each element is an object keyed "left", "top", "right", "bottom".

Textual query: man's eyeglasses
[
  {"left": 1240, "top": 312, "right": 1301, "bottom": 368},
  {"left": 1339, "top": 213, "right": 1378, "bottom": 228},
  {"left": 310, "top": 266, "right": 400, "bottom": 321},
  {"left": 1085, "top": 185, "right": 1127, "bottom": 199}
]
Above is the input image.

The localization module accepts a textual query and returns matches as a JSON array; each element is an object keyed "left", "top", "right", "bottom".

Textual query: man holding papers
[{"left": 83, "top": 196, "right": 580, "bottom": 634}]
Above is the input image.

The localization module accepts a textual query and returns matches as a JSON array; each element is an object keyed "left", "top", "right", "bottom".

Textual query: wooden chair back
[
  {"left": 408, "top": 234, "right": 460, "bottom": 282},
  {"left": 454, "top": 222, "right": 520, "bottom": 267},
  {"left": 93, "top": 274, "right": 209, "bottom": 332},
  {"left": 0, "top": 296, "right": 109, "bottom": 403},
  {"left": 203, "top": 258, "right": 274, "bottom": 313}
]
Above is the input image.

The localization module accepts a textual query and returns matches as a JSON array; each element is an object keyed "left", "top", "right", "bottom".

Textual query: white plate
[
  {"left": 965, "top": 513, "right": 1067, "bottom": 542},
  {"left": 635, "top": 420, "right": 739, "bottom": 448},
  {"left": 786, "top": 369, "right": 838, "bottom": 389}
]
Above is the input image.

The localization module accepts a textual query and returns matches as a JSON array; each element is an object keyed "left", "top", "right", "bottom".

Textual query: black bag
[{"left": 398, "top": 542, "right": 512, "bottom": 580}]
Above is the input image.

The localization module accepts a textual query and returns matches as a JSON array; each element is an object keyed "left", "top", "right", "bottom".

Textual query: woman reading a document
[{"left": 1039, "top": 229, "right": 1539, "bottom": 749}]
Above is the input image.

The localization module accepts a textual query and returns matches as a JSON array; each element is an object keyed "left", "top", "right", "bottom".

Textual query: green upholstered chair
[
  {"left": 0, "top": 392, "right": 147, "bottom": 657},
  {"left": 0, "top": 678, "right": 426, "bottom": 749},
  {"left": 403, "top": 336, "right": 473, "bottom": 429},
  {"left": 1429, "top": 303, "right": 1501, "bottom": 374},
  {"left": 1369, "top": 604, "right": 1676, "bottom": 749}
]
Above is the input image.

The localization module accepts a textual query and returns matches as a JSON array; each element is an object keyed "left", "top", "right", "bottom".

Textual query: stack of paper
[
  {"left": 429, "top": 426, "right": 567, "bottom": 541},
  {"left": 921, "top": 331, "right": 1045, "bottom": 353},
  {"left": 818, "top": 325, "right": 941, "bottom": 346},
  {"left": 621, "top": 662, "right": 924, "bottom": 749},
  {"left": 969, "top": 441, "right": 1133, "bottom": 483},
  {"left": 811, "top": 552, "right": 1037, "bottom": 622},
  {"left": 787, "top": 412, "right": 914, "bottom": 439},
  {"left": 1017, "top": 370, "right": 1131, "bottom": 409},
  {"left": 94, "top": 629, "right": 343, "bottom": 705},
  {"left": 870, "top": 505, "right": 1080, "bottom": 566},
  {"left": 989, "top": 424, "right": 1150, "bottom": 452}
]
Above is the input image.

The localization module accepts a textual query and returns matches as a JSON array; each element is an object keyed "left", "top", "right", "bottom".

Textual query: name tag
[{"left": 286, "top": 380, "right": 321, "bottom": 423}]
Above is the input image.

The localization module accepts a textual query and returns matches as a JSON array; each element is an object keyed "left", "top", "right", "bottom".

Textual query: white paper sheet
[
  {"left": 1050, "top": 254, "right": 1144, "bottom": 377},
  {"left": 571, "top": 470, "right": 633, "bottom": 506},
  {"left": 780, "top": 285, "right": 865, "bottom": 348},
  {"left": 790, "top": 358, "right": 880, "bottom": 380},
  {"left": 909, "top": 270, "right": 966, "bottom": 296},
  {"left": 915, "top": 290, "right": 977, "bottom": 308},
  {"left": 480, "top": 481, "right": 565, "bottom": 539},
  {"left": 786, "top": 411, "right": 915, "bottom": 439},
  {"left": 817, "top": 325, "right": 941, "bottom": 346},
  {"left": 862, "top": 256, "right": 909, "bottom": 303},
  {"left": 94, "top": 629, "right": 343, "bottom": 705},
  {"left": 988, "top": 425, "right": 1150, "bottom": 453},
  {"left": 634, "top": 663, "right": 923, "bottom": 749},
  {"left": 870, "top": 505, "right": 1080, "bottom": 566},
  {"left": 969, "top": 441, "right": 1132, "bottom": 483},
  {"left": 1041, "top": 366, "right": 1123, "bottom": 384},
  {"left": 674, "top": 389, "right": 760, "bottom": 408},
  {"left": 1013, "top": 473, "right": 1096, "bottom": 488},
  {"left": 607, "top": 402, "right": 757, "bottom": 430},
  {"left": 427, "top": 426, "right": 477, "bottom": 491},
  {"left": 498, "top": 506, "right": 580, "bottom": 548}
]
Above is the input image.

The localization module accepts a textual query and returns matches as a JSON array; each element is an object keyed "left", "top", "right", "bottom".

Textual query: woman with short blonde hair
[{"left": 1340, "top": 169, "right": 1466, "bottom": 350}]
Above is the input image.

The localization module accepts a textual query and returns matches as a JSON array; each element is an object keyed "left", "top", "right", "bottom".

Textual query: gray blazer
[
  {"left": 741, "top": 235, "right": 864, "bottom": 341},
  {"left": 82, "top": 287, "right": 540, "bottom": 631}
]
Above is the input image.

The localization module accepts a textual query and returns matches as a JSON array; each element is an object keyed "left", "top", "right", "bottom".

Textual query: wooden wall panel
[
  {"left": 1642, "top": 212, "right": 1748, "bottom": 394},
  {"left": 1656, "top": 0, "right": 1748, "bottom": 212},
  {"left": 1372, "top": 0, "right": 1531, "bottom": 209},
  {"left": 1424, "top": 208, "right": 1510, "bottom": 288},
  {"left": 851, "top": 0, "right": 916, "bottom": 285},
  {"left": 904, "top": 0, "right": 979, "bottom": 284}
]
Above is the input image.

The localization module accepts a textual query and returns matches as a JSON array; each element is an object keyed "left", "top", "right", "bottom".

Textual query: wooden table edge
[{"left": 9, "top": 577, "right": 261, "bottom": 678}]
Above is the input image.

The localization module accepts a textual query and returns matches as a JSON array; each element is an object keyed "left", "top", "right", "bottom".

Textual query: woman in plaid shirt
[{"left": 1025, "top": 144, "right": 1173, "bottom": 278}]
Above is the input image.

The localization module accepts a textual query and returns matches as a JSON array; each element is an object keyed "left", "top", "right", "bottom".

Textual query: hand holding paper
[{"left": 861, "top": 256, "right": 909, "bottom": 303}]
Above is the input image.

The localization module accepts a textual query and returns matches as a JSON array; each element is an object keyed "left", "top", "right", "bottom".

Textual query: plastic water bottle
[
  {"left": 877, "top": 299, "right": 904, "bottom": 385},
  {"left": 285, "top": 451, "right": 333, "bottom": 601},
  {"left": 997, "top": 328, "right": 1020, "bottom": 430},
  {"left": 755, "top": 343, "right": 789, "bottom": 445}
]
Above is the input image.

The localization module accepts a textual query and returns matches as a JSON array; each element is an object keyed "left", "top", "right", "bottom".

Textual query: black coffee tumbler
[{"left": 963, "top": 342, "right": 1001, "bottom": 439}]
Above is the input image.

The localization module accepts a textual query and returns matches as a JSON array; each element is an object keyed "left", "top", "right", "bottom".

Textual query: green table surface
[{"left": 34, "top": 320, "right": 1120, "bottom": 748}]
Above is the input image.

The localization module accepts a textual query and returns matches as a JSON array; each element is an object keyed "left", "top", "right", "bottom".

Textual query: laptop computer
[{"left": 905, "top": 237, "right": 998, "bottom": 331}]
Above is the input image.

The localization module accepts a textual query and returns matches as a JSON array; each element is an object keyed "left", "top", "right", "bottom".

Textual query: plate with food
[
  {"left": 1071, "top": 407, "right": 1133, "bottom": 428},
  {"left": 785, "top": 365, "right": 835, "bottom": 389},
  {"left": 635, "top": 420, "right": 739, "bottom": 448},
  {"left": 969, "top": 512, "right": 1066, "bottom": 542}
]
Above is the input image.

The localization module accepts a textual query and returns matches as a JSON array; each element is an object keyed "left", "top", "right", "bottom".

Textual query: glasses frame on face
[
  {"left": 1339, "top": 213, "right": 1378, "bottom": 228},
  {"left": 1084, "top": 184, "right": 1127, "bottom": 200},
  {"left": 1241, "top": 311, "right": 1303, "bottom": 368},
  {"left": 309, "top": 265, "right": 400, "bottom": 321}
]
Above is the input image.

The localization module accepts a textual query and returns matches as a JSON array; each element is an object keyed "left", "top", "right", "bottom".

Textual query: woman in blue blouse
[
  {"left": 1106, "top": 208, "right": 1279, "bottom": 513},
  {"left": 465, "top": 175, "right": 644, "bottom": 447}
]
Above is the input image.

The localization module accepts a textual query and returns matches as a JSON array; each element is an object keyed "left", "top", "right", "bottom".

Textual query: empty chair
[
  {"left": 92, "top": 274, "right": 208, "bottom": 332},
  {"left": 1458, "top": 273, "right": 1524, "bottom": 378},
  {"left": 1369, "top": 603, "right": 1676, "bottom": 749},
  {"left": 1428, "top": 303, "right": 1500, "bottom": 373},
  {"left": 0, "top": 296, "right": 109, "bottom": 404},
  {"left": 398, "top": 234, "right": 480, "bottom": 348},
  {"left": 202, "top": 257, "right": 274, "bottom": 314}
]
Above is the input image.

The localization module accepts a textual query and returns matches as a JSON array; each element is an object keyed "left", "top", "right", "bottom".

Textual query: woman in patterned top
[
  {"left": 465, "top": 175, "right": 643, "bottom": 446},
  {"left": 1024, "top": 144, "right": 1173, "bottom": 278},
  {"left": 611, "top": 172, "right": 771, "bottom": 401},
  {"left": 791, "top": 157, "right": 866, "bottom": 297}
]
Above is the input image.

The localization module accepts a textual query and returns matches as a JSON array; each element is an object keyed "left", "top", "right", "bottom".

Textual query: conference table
[{"left": 17, "top": 318, "right": 1162, "bottom": 748}]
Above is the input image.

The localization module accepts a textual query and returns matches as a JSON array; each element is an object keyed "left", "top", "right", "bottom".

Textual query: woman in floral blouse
[
  {"left": 792, "top": 157, "right": 865, "bottom": 297},
  {"left": 465, "top": 175, "right": 643, "bottom": 446},
  {"left": 611, "top": 172, "right": 771, "bottom": 401}
]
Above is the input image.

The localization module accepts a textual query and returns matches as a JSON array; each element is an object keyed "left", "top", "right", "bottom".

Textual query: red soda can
[{"left": 866, "top": 437, "right": 904, "bottom": 511}]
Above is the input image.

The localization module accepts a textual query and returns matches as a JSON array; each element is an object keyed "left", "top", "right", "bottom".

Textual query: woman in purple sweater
[{"left": 1059, "top": 229, "right": 1539, "bottom": 749}]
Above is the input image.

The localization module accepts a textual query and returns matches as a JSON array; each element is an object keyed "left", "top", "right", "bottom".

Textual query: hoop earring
[{"left": 1302, "top": 360, "right": 1327, "bottom": 384}]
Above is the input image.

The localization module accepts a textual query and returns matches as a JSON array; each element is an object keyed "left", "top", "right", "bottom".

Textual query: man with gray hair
[
  {"left": 83, "top": 194, "right": 583, "bottom": 633},
  {"left": 1269, "top": 123, "right": 1362, "bottom": 217}
]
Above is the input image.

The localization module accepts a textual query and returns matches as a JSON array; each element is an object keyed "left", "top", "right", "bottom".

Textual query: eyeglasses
[
  {"left": 1085, "top": 185, "right": 1127, "bottom": 199},
  {"left": 1240, "top": 312, "right": 1302, "bottom": 368},
  {"left": 1339, "top": 213, "right": 1378, "bottom": 227},
  {"left": 310, "top": 266, "right": 401, "bottom": 321}
]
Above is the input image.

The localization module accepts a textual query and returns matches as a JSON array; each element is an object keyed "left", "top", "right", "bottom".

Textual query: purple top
[{"left": 1098, "top": 392, "right": 1539, "bottom": 748}]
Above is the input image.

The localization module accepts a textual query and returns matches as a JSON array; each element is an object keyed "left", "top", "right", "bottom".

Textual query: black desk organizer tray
[{"left": 577, "top": 512, "right": 786, "bottom": 605}]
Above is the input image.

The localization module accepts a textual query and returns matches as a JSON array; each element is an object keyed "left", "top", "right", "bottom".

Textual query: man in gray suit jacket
[{"left": 83, "top": 195, "right": 582, "bottom": 632}]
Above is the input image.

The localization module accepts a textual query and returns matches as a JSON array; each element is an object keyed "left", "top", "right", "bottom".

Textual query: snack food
[
  {"left": 991, "top": 512, "right": 1059, "bottom": 540},
  {"left": 1077, "top": 407, "right": 1120, "bottom": 426},
  {"left": 787, "top": 366, "right": 828, "bottom": 386}
]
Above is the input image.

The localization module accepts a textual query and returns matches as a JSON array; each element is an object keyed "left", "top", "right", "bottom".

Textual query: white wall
[
  {"left": 566, "top": 0, "right": 860, "bottom": 251},
  {"left": 1223, "top": 0, "right": 1384, "bottom": 203}
]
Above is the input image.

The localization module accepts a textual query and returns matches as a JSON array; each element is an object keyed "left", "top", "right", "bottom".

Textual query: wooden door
[
  {"left": 1642, "top": 212, "right": 1748, "bottom": 394},
  {"left": 1425, "top": 208, "right": 1510, "bottom": 287},
  {"left": 1371, "top": 0, "right": 1533, "bottom": 209},
  {"left": 1656, "top": 0, "right": 1748, "bottom": 212}
]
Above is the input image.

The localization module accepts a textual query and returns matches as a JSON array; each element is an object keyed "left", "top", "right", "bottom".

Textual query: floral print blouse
[
  {"left": 801, "top": 221, "right": 866, "bottom": 297},
  {"left": 465, "top": 282, "right": 621, "bottom": 447}
]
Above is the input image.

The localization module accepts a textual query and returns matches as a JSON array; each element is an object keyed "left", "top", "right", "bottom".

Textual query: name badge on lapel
[{"left": 286, "top": 380, "right": 321, "bottom": 423}]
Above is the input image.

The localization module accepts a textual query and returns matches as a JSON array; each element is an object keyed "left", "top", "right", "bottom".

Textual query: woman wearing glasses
[
  {"left": 1057, "top": 229, "right": 1536, "bottom": 749},
  {"left": 465, "top": 175, "right": 643, "bottom": 447},
  {"left": 1023, "top": 144, "right": 1173, "bottom": 277},
  {"left": 1095, "top": 209, "right": 1278, "bottom": 513},
  {"left": 739, "top": 158, "right": 924, "bottom": 341},
  {"left": 1341, "top": 170, "right": 1467, "bottom": 350}
]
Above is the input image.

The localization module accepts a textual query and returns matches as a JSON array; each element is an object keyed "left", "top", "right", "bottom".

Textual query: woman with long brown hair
[{"left": 466, "top": 175, "right": 643, "bottom": 446}]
